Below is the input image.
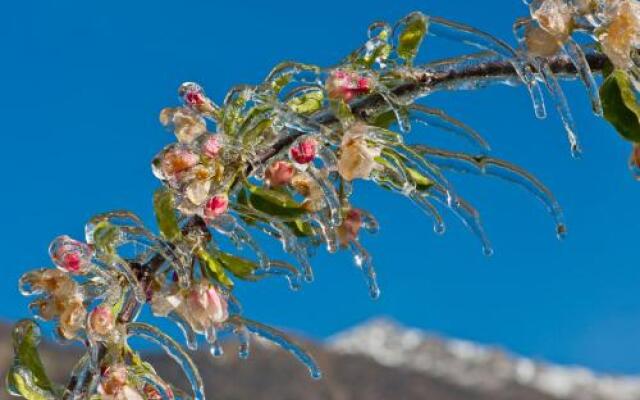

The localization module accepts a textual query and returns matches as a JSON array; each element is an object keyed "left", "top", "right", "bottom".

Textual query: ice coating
[{"left": 13, "top": 3, "right": 639, "bottom": 398}]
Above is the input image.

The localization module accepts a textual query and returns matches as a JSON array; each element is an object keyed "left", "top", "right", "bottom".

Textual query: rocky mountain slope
[{"left": 0, "top": 319, "right": 638, "bottom": 399}]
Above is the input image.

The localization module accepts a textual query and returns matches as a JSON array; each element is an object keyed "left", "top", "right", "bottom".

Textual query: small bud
[
  {"left": 290, "top": 138, "right": 317, "bottom": 164},
  {"left": 49, "top": 236, "right": 92, "bottom": 274},
  {"left": 88, "top": 305, "right": 115, "bottom": 338},
  {"left": 265, "top": 161, "right": 294, "bottom": 186},
  {"left": 202, "top": 135, "right": 221, "bottom": 158},
  {"left": 179, "top": 82, "right": 216, "bottom": 114},
  {"left": 326, "top": 69, "right": 372, "bottom": 101},
  {"left": 203, "top": 195, "right": 228, "bottom": 219}
]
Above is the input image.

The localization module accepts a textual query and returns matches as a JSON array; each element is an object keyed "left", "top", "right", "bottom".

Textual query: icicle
[
  {"left": 233, "top": 323, "right": 251, "bottom": 359},
  {"left": 264, "top": 61, "right": 322, "bottom": 88},
  {"left": 86, "top": 211, "right": 192, "bottom": 289},
  {"left": 393, "top": 145, "right": 457, "bottom": 205},
  {"left": 226, "top": 316, "right": 322, "bottom": 379},
  {"left": 358, "top": 209, "right": 380, "bottom": 234},
  {"left": 127, "top": 322, "right": 205, "bottom": 400},
  {"left": 563, "top": 37, "right": 603, "bottom": 116},
  {"left": 408, "top": 191, "right": 447, "bottom": 234},
  {"left": 210, "top": 341, "right": 224, "bottom": 358},
  {"left": 271, "top": 224, "right": 314, "bottom": 282},
  {"left": 63, "top": 355, "right": 92, "bottom": 400},
  {"left": 379, "top": 149, "right": 413, "bottom": 191},
  {"left": 255, "top": 260, "right": 303, "bottom": 291},
  {"left": 414, "top": 146, "right": 567, "bottom": 239},
  {"left": 98, "top": 255, "right": 146, "bottom": 303},
  {"left": 428, "top": 16, "right": 546, "bottom": 119},
  {"left": 234, "top": 205, "right": 314, "bottom": 283},
  {"left": 209, "top": 214, "right": 270, "bottom": 271},
  {"left": 367, "top": 127, "right": 404, "bottom": 146},
  {"left": 374, "top": 87, "right": 412, "bottom": 133},
  {"left": 317, "top": 145, "right": 340, "bottom": 172},
  {"left": 139, "top": 373, "right": 174, "bottom": 400},
  {"left": 432, "top": 187, "right": 493, "bottom": 256},
  {"left": 306, "top": 166, "right": 343, "bottom": 226},
  {"left": 540, "top": 62, "right": 582, "bottom": 157},
  {"left": 409, "top": 104, "right": 490, "bottom": 152},
  {"left": 308, "top": 212, "right": 339, "bottom": 254},
  {"left": 168, "top": 312, "right": 198, "bottom": 351},
  {"left": 348, "top": 240, "right": 381, "bottom": 299},
  {"left": 521, "top": 62, "right": 548, "bottom": 119}
]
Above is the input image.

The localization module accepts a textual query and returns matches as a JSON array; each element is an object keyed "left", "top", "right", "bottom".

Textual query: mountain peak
[{"left": 328, "top": 318, "right": 640, "bottom": 400}]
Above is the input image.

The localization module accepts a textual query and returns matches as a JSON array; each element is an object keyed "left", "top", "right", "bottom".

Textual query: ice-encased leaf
[
  {"left": 245, "top": 183, "right": 309, "bottom": 220},
  {"left": 6, "top": 320, "right": 58, "bottom": 400},
  {"left": 153, "top": 188, "right": 183, "bottom": 241},
  {"left": 198, "top": 247, "right": 235, "bottom": 288},
  {"left": 395, "top": 12, "right": 428, "bottom": 64},
  {"left": 600, "top": 69, "right": 640, "bottom": 143}
]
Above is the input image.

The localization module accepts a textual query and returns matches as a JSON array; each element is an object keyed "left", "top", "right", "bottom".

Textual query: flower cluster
[
  {"left": 516, "top": 0, "right": 640, "bottom": 164},
  {"left": 11, "top": 7, "right": 610, "bottom": 400},
  {"left": 151, "top": 281, "right": 229, "bottom": 337}
]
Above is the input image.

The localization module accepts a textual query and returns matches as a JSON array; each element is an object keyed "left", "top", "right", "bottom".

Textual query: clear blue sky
[{"left": 1, "top": 0, "right": 639, "bottom": 375}]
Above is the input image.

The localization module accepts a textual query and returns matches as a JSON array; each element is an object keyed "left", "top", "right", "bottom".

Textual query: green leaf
[
  {"left": 6, "top": 320, "right": 57, "bottom": 399},
  {"left": 217, "top": 252, "right": 259, "bottom": 280},
  {"left": 285, "top": 219, "right": 315, "bottom": 237},
  {"left": 271, "top": 74, "right": 292, "bottom": 94},
  {"left": 197, "top": 247, "right": 235, "bottom": 288},
  {"left": 90, "top": 220, "right": 120, "bottom": 254},
  {"left": 406, "top": 167, "right": 434, "bottom": 191},
  {"left": 330, "top": 99, "right": 355, "bottom": 123},
  {"left": 370, "top": 110, "right": 397, "bottom": 129},
  {"left": 246, "top": 184, "right": 308, "bottom": 220},
  {"left": 287, "top": 90, "right": 324, "bottom": 115},
  {"left": 397, "top": 12, "right": 428, "bottom": 64},
  {"left": 600, "top": 69, "right": 640, "bottom": 143},
  {"left": 153, "top": 188, "right": 182, "bottom": 241}
]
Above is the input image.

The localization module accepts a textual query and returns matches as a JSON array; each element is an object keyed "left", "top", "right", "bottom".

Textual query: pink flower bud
[
  {"left": 185, "top": 283, "right": 229, "bottom": 329},
  {"left": 202, "top": 135, "right": 221, "bottom": 158},
  {"left": 178, "top": 82, "right": 216, "bottom": 114},
  {"left": 203, "top": 195, "right": 228, "bottom": 219},
  {"left": 88, "top": 305, "right": 115, "bottom": 337},
  {"left": 265, "top": 161, "right": 294, "bottom": 186},
  {"left": 290, "top": 138, "right": 317, "bottom": 164},
  {"left": 179, "top": 82, "right": 206, "bottom": 106},
  {"left": 49, "top": 236, "right": 92, "bottom": 274},
  {"left": 206, "top": 285, "right": 229, "bottom": 323},
  {"left": 326, "top": 69, "right": 372, "bottom": 101}
]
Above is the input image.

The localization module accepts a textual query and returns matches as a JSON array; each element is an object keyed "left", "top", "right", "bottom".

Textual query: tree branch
[{"left": 256, "top": 51, "right": 609, "bottom": 166}]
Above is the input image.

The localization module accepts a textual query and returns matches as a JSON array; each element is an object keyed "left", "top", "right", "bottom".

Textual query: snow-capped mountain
[
  {"left": 2, "top": 320, "right": 640, "bottom": 399},
  {"left": 329, "top": 318, "right": 640, "bottom": 400}
]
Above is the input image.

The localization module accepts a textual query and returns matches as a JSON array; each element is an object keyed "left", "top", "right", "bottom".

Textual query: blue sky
[{"left": 1, "top": 0, "right": 639, "bottom": 375}]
